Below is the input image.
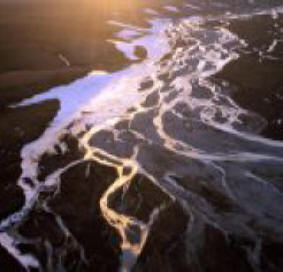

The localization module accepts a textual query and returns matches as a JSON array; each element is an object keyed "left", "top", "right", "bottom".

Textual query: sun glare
[{"left": 89, "top": 0, "right": 142, "bottom": 14}]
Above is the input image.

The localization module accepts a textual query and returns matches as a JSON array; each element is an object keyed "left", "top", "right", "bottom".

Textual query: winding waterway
[{"left": 0, "top": 1, "right": 283, "bottom": 271}]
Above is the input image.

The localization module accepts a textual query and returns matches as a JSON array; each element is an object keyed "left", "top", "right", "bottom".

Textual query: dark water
[{"left": 0, "top": 0, "right": 283, "bottom": 271}]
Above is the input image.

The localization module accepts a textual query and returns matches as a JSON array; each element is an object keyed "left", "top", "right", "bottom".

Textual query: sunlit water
[{"left": 1, "top": 1, "right": 283, "bottom": 271}]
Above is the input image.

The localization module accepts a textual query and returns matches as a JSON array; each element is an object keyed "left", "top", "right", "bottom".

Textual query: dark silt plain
[{"left": 0, "top": 0, "right": 283, "bottom": 271}]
